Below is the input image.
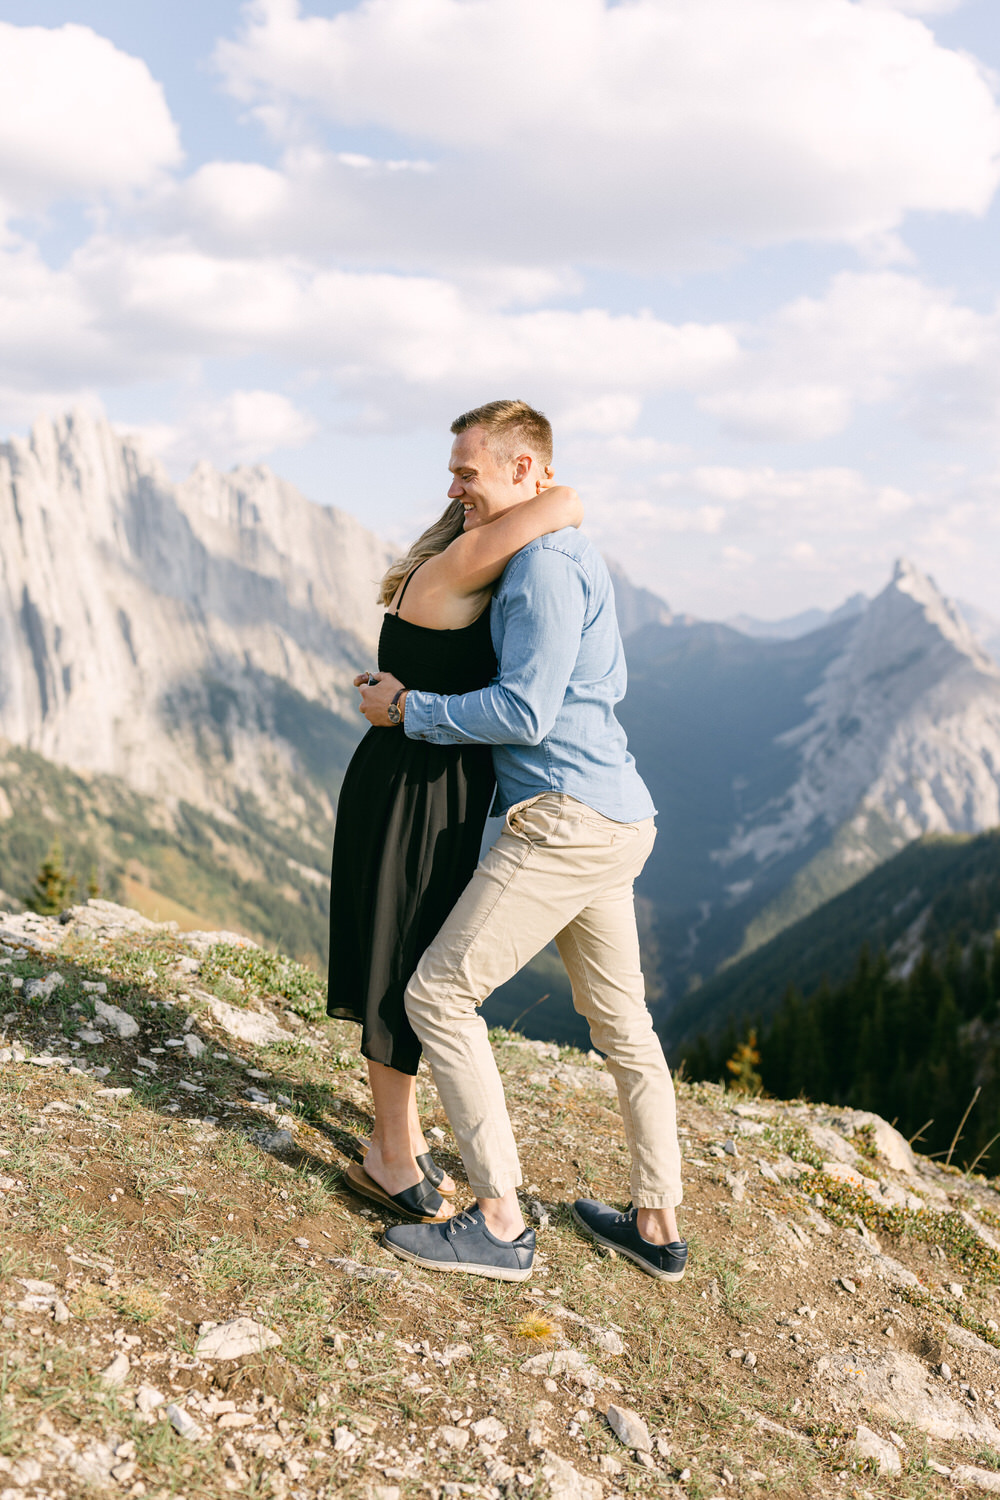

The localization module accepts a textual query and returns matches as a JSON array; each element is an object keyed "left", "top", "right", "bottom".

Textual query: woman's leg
[
  {"left": 405, "top": 1077, "right": 456, "bottom": 1196},
  {"left": 364, "top": 1060, "right": 455, "bottom": 1201}
]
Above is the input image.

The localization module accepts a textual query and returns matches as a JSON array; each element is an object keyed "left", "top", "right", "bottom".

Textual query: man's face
[{"left": 448, "top": 426, "right": 532, "bottom": 531}]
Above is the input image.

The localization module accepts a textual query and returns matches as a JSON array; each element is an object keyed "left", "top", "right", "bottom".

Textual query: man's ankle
[
  {"left": 636, "top": 1207, "right": 680, "bottom": 1246},
  {"left": 477, "top": 1196, "right": 526, "bottom": 1242}
]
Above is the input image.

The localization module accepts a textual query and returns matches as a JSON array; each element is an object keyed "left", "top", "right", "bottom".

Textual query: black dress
[{"left": 327, "top": 569, "right": 497, "bottom": 1075}]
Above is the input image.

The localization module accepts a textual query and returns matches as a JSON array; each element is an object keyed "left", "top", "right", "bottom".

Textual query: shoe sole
[
  {"left": 380, "top": 1235, "right": 533, "bottom": 1283},
  {"left": 570, "top": 1205, "right": 686, "bottom": 1281}
]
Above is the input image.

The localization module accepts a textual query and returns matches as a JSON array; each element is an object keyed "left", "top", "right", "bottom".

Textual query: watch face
[{"left": 387, "top": 704, "right": 401, "bottom": 725}]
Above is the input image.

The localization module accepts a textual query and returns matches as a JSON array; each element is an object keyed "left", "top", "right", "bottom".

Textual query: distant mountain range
[
  {"left": 3, "top": 411, "right": 1000, "bottom": 1057},
  {"left": 728, "top": 593, "right": 1000, "bottom": 667},
  {"left": 617, "top": 558, "right": 1000, "bottom": 1040}
]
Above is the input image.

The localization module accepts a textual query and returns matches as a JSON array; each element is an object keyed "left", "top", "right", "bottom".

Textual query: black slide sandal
[
  {"left": 345, "top": 1161, "right": 446, "bottom": 1222},
  {"left": 416, "top": 1152, "right": 445, "bottom": 1188}
]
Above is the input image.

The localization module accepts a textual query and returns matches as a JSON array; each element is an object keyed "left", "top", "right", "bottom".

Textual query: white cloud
[
  {"left": 212, "top": 0, "right": 1000, "bottom": 269},
  {"left": 54, "top": 237, "right": 739, "bottom": 404},
  {"left": 860, "top": 1, "right": 965, "bottom": 13},
  {"left": 136, "top": 389, "right": 318, "bottom": 470},
  {"left": 699, "top": 271, "right": 1000, "bottom": 442},
  {"left": 0, "top": 23, "right": 181, "bottom": 215}
]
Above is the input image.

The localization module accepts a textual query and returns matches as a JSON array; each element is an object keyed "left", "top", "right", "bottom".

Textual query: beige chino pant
[{"left": 404, "top": 792, "right": 684, "bottom": 1209}]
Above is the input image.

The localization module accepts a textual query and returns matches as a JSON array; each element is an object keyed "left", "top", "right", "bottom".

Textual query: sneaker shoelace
[{"left": 448, "top": 1210, "right": 481, "bottom": 1237}]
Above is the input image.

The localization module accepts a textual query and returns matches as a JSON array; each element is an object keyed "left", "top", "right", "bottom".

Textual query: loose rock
[
  {"left": 605, "top": 1404, "right": 652, "bottom": 1453},
  {"left": 93, "top": 998, "right": 139, "bottom": 1039},
  {"left": 471, "top": 1416, "right": 508, "bottom": 1443},
  {"left": 99, "top": 1352, "right": 131, "bottom": 1387},
  {"left": 521, "top": 1349, "right": 592, "bottom": 1378},
  {"left": 851, "top": 1424, "right": 901, "bottom": 1475},
  {"left": 195, "top": 1317, "right": 281, "bottom": 1361},
  {"left": 951, "top": 1467, "right": 1000, "bottom": 1492},
  {"left": 539, "top": 1449, "right": 603, "bottom": 1500},
  {"left": 437, "top": 1426, "right": 470, "bottom": 1452},
  {"left": 167, "top": 1404, "right": 204, "bottom": 1440}
]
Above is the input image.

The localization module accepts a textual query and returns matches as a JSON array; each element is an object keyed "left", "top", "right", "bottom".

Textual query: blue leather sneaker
[
  {"left": 572, "top": 1199, "right": 687, "bottom": 1281},
  {"left": 382, "top": 1207, "right": 535, "bottom": 1282}
]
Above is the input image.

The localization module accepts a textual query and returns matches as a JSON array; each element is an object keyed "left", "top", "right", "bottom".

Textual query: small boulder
[
  {"left": 539, "top": 1449, "right": 603, "bottom": 1499},
  {"left": 167, "top": 1404, "right": 204, "bottom": 1440},
  {"left": 93, "top": 1000, "right": 139, "bottom": 1040},
  {"left": 253, "top": 1128, "right": 295, "bottom": 1153},
  {"left": 99, "top": 1352, "right": 131, "bottom": 1387},
  {"left": 437, "top": 1426, "right": 470, "bottom": 1452},
  {"left": 605, "top": 1404, "right": 652, "bottom": 1453},
  {"left": 471, "top": 1416, "right": 508, "bottom": 1444},
  {"left": 951, "top": 1467, "right": 1000, "bottom": 1493},
  {"left": 852, "top": 1424, "right": 901, "bottom": 1475},
  {"left": 195, "top": 1316, "right": 281, "bottom": 1361},
  {"left": 23, "top": 973, "right": 63, "bottom": 1002}
]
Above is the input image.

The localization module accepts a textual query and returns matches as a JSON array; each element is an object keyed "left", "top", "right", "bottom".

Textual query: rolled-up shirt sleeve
[{"left": 404, "top": 548, "right": 587, "bottom": 747}]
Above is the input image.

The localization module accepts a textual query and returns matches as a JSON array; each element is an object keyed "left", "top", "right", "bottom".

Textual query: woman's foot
[{"left": 364, "top": 1142, "right": 453, "bottom": 1220}]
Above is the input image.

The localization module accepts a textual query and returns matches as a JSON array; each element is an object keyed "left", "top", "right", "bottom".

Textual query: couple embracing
[{"left": 327, "top": 399, "right": 686, "bottom": 1284}]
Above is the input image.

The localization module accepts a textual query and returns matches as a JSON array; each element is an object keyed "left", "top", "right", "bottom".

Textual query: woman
[{"left": 328, "top": 479, "right": 582, "bottom": 1222}]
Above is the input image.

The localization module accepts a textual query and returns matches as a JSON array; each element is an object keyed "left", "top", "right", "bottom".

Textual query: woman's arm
[{"left": 433, "top": 486, "right": 583, "bottom": 596}]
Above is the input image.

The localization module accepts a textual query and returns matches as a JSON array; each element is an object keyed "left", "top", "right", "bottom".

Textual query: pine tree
[
  {"left": 30, "top": 836, "right": 74, "bottom": 915},
  {"left": 86, "top": 864, "right": 100, "bottom": 900},
  {"left": 725, "top": 1029, "right": 763, "bottom": 1096}
]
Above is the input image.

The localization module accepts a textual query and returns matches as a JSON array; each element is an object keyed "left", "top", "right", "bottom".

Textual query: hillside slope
[
  {"left": 8, "top": 902, "right": 1000, "bottom": 1497},
  {"left": 667, "top": 827, "right": 1000, "bottom": 1053}
]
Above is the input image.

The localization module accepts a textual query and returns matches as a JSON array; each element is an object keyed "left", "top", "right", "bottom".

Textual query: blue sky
[{"left": 1, "top": 0, "right": 999, "bottom": 620}]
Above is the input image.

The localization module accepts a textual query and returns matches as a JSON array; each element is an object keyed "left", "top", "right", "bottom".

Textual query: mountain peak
[{"left": 881, "top": 557, "right": 995, "bottom": 674}]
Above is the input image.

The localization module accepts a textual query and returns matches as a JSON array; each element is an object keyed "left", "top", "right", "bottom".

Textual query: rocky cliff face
[
  {"left": 0, "top": 411, "right": 391, "bottom": 837},
  {"left": 621, "top": 560, "right": 1000, "bottom": 1004},
  {"left": 719, "top": 559, "right": 1000, "bottom": 874}
]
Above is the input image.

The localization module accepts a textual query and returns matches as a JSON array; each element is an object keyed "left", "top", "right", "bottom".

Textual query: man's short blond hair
[{"left": 451, "top": 399, "right": 553, "bottom": 468}]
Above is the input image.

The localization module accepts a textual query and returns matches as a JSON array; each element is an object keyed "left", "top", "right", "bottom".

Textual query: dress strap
[{"left": 392, "top": 558, "right": 427, "bottom": 611}]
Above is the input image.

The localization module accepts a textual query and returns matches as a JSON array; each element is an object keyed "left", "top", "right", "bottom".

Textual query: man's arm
[{"left": 361, "top": 549, "right": 587, "bottom": 745}]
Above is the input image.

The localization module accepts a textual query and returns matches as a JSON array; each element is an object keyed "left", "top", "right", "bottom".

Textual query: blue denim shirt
[{"left": 403, "top": 529, "right": 656, "bottom": 823}]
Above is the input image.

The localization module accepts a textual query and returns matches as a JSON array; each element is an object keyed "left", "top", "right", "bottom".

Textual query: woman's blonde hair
[{"left": 378, "top": 498, "right": 466, "bottom": 607}]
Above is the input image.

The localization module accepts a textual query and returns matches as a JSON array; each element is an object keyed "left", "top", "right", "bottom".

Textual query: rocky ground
[{"left": 4, "top": 904, "right": 1000, "bottom": 1499}]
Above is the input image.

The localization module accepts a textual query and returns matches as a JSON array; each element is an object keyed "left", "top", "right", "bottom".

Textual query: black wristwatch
[{"left": 387, "top": 688, "right": 406, "bottom": 726}]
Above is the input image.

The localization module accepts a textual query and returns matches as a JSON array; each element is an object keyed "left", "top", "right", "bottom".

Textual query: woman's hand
[{"left": 359, "top": 672, "right": 406, "bottom": 726}]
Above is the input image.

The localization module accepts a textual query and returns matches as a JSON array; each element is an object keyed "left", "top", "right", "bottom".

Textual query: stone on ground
[
  {"left": 521, "top": 1348, "right": 591, "bottom": 1377},
  {"left": 471, "top": 1416, "right": 508, "bottom": 1443},
  {"left": 98, "top": 1351, "right": 131, "bottom": 1386},
  {"left": 167, "top": 1404, "right": 205, "bottom": 1440},
  {"left": 605, "top": 1403, "right": 653, "bottom": 1452},
  {"left": 194, "top": 1317, "right": 282, "bottom": 1361},
  {"left": 817, "top": 1349, "right": 1000, "bottom": 1446},
  {"left": 851, "top": 1424, "right": 902, "bottom": 1475},
  {"left": 951, "top": 1467, "right": 1000, "bottom": 1493},
  {"left": 539, "top": 1449, "right": 603, "bottom": 1500},
  {"left": 93, "top": 999, "right": 139, "bottom": 1039}
]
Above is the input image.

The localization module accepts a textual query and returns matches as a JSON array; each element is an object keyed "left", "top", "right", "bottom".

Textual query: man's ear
[{"left": 511, "top": 452, "right": 533, "bottom": 486}]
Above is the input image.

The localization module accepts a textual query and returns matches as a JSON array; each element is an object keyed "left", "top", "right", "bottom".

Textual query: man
[{"left": 359, "top": 398, "right": 685, "bottom": 1283}]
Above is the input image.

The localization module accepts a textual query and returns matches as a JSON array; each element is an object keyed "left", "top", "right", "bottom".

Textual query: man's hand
[{"left": 359, "top": 671, "right": 406, "bottom": 726}]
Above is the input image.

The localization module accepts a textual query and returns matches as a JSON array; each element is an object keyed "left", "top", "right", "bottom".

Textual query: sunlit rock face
[
  {"left": 718, "top": 557, "right": 1000, "bottom": 874},
  {"left": 0, "top": 410, "right": 391, "bottom": 831}
]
